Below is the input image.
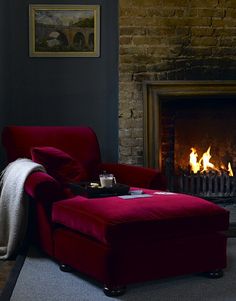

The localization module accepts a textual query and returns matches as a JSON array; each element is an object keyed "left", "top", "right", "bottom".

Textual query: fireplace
[{"left": 143, "top": 81, "right": 236, "bottom": 199}]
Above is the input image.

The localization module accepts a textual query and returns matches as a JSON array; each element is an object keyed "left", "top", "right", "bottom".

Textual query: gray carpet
[
  {"left": 9, "top": 238, "right": 236, "bottom": 301},
  {"left": 220, "top": 203, "right": 236, "bottom": 224},
  {"left": 218, "top": 203, "right": 236, "bottom": 236}
]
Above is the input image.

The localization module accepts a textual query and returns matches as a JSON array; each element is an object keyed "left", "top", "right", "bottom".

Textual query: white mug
[{"left": 99, "top": 173, "right": 116, "bottom": 188}]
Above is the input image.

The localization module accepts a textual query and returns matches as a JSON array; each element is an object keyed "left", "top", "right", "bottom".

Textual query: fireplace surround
[{"left": 143, "top": 80, "right": 236, "bottom": 194}]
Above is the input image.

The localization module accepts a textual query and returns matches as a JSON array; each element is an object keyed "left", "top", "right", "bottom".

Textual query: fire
[
  {"left": 189, "top": 146, "right": 234, "bottom": 176},
  {"left": 228, "top": 162, "right": 234, "bottom": 177},
  {"left": 201, "top": 146, "right": 216, "bottom": 172},
  {"left": 189, "top": 148, "right": 200, "bottom": 173}
]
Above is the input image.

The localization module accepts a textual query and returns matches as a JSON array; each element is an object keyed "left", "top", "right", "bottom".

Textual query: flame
[
  {"left": 189, "top": 146, "right": 233, "bottom": 176},
  {"left": 189, "top": 148, "right": 200, "bottom": 173},
  {"left": 200, "top": 146, "right": 216, "bottom": 172},
  {"left": 228, "top": 162, "right": 234, "bottom": 177}
]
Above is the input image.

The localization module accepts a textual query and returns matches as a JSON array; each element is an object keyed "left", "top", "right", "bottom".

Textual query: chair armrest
[
  {"left": 24, "top": 171, "right": 63, "bottom": 203},
  {"left": 99, "top": 163, "right": 167, "bottom": 190}
]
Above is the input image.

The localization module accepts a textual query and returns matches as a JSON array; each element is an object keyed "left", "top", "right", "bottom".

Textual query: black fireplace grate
[{"left": 178, "top": 171, "right": 236, "bottom": 199}]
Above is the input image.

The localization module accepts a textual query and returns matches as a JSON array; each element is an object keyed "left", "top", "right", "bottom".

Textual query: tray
[{"left": 68, "top": 182, "right": 130, "bottom": 198}]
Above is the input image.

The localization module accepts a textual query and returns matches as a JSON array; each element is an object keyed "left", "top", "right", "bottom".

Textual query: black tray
[{"left": 68, "top": 182, "right": 130, "bottom": 198}]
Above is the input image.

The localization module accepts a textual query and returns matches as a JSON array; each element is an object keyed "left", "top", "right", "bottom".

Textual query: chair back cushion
[
  {"left": 2, "top": 126, "right": 102, "bottom": 179},
  {"left": 31, "top": 146, "right": 88, "bottom": 184}
]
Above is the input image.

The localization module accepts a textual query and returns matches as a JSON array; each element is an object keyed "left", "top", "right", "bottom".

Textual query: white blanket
[{"left": 0, "top": 158, "right": 45, "bottom": 259}]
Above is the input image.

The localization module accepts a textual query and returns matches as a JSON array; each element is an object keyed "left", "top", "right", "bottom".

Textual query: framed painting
[{"left": 29, "top": 4, "right": 100, "bottom": 57}]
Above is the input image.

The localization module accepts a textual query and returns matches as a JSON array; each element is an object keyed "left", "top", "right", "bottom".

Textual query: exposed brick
[
  {"left": 182, "top": 46, "right": 212, "bottom": 57},
  {"left": 132, "top": 36, "right": 163, "bottom": 45},
  {"left": 120, "top": 7, "right": 148, "bottom": 17},
  {"left": 212, "top": 47, "right": 236, "bottom": 56},
  {"left": 146, "top": 46, "right": 173, "bottom": 57},
  {"left": 197, "top": 8, "right": 225, "bottom": 18},
  {"left": 226, "top": 0, "right": 236, "bottom": 8},
  {"left": 131, "top": 146, "right": 143, "bottom": 156},
  {"left": 175, "top": 27, "right": 190, "bottom": 35},
  {"left": 119, "top": 36, "right": 133, "bottom": 45},
  {"left": 187, "top": 17, "right": 212, "bottom": 26},
  {"left": 164, "top": 0, "right": 189, "bottom": 6},
  {"left": 119, "top": 129, "right": 132, "bottom": 138},
  {"left": 119, "top": 72, "right": 133, "bottom": 81},
  {"left": 120, "top": 27, "right": 146, "bottom": 36},
  {"left": 146, "top": 8, "right": 162, "bottom": 17},
  {"left": 119, "top": 55, "right": 136, "bottom": 64},
  {"left": 133, "top": 0, "right": 162, "bottom": 6},
  {"left": 120, "top": 137, "right": 139, "bottom": 147},
  {"left": 225, "top": 8, "right": 236, "bottom": 18},
  {"left": 119, "top": 116, "right": 133, "bottom": 127},
  {"left": 133, "top": 110, "right": 143, "bottom": 118},
  {"left": 160, "top": 16, "right": 212, "bottom": 27},
  {"left": 119, "top": 1, "right": 236, "bottom": 166},
  {"left": 212, "top": 18, "right": 236, "bottom": 27},
  {"left": 134, "top": 138, "right": 144, "bottom": 147},
  {"left": 191, "top": 37, "right": 218, "bottom": 46},
  {"left": 219, "top": 37, "right": 236, "bottom": 47},
  {"left": 119, "top": 155, "right": 134, "bottom": 165},
  {"left": 119, "top": 146, "right": 132, "bottom": 156},
  {"left": 146, "top": 26, "right": 176, "bottom": 36},
  {"left": 132, "top": 128, "right": 143, "bottom": 138},
  {"left": 191, "top": 27, "right": 215, "bottom": 36},
  {"left": 119, "top": 0, "right": 133, "bottom": 8},
  {"left": 190, "top": 0, "right": 219, "bottom": 7},
  {"left": 215, "top": 27, "right": 236, "bottom": 36},
  {"left": 160, "top": 9, "right": 176, "bottom": 17},
  {"left": 185, "top": 8, "right": 198, "bottom": 17},
  {"left": 120, "top": 46, "right": 146, "bottom": 56}
]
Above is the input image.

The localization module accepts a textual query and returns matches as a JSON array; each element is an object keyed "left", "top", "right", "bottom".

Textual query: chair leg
[
  {"left": 103, "top": 284, "right": 126, "bottom": 297},
  {"left": 59, "top": 263, "right": 73, "bottom": 273},
  {"left": 204, "top": 269, "right": 224, "bottom": 278}
]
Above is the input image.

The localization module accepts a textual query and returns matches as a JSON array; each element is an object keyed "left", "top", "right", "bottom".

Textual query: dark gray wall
[
  {"left": 0, "top": 0, "right": 7, "bottom": 118},
  {"left": 1, "top": 0, "right": 118, "bottom": 166}
]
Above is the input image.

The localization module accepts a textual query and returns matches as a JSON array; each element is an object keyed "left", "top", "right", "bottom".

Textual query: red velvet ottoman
[{"left": 52, "top": 189, "right": 229, "bottom": 296}]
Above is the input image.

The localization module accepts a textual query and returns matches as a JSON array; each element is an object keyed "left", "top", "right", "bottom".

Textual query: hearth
[{"left": 143, "top": 81, "right": 236, "bottom": 200}]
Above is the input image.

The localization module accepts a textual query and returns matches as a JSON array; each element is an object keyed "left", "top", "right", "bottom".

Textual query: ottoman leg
[
  {"left": 103, "top": 284, "right": 126, "bottom": 297},
  {"left": 205, "top": 269, "right": 224, "bottom": 278},
  {"left": 59, "top": 263, "right": 73, "bottom": 273}
]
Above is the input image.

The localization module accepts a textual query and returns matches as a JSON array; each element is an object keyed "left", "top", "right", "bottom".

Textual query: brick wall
[{"left": 119, "top": 0, "right": 236, "bottom": 165}]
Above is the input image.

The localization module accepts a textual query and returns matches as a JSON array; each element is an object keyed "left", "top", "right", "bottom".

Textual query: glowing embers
[{"left": 189, "top": 146, "right": 233, "bottom": 176}]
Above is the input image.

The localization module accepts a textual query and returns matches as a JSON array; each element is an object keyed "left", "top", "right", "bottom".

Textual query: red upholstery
[
  {"left": 24, "top": 171, "right": 62, "bottom": 203},
  {"left": 24, "top": 171, "right": 62, "bottom": 255},
  {"left": 52, "top": 191, "right": 229, "bottom": 245},
  {"left": 2, "top": 126, "right": 167, "bottom": 256},
  {"left": 2, "top": 126, "right": 102, "bottom": 180},
  {"left": 54, "top": 228, "right": 227, "bottom": 285},
  {"left": 100, "top": 163, "right": 167, "bottom": 190},
  {"left": 31, "top": 146, "right": 88, "bottom": 183},
  {"left": 1, "top": 125, "right": 229, "bottom": 293},
  {"left": 2, "top": 126, "right": 165, "bottom": 189}
]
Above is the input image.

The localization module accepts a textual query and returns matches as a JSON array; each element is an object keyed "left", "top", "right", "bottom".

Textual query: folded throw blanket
[{"left": 0, "top": 158, "right": 45, "bottom": 259}]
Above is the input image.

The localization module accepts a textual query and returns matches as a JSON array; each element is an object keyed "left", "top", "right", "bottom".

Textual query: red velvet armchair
[{"left": 1, "top": 126, "right": 229, "bottom": 296}]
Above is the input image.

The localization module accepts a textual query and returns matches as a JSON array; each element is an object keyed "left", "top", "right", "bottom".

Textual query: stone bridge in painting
[{"left": 36, "top": 23, "right": 94, "bottom": 49}]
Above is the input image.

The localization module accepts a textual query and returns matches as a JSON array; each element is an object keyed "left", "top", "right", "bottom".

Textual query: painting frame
[{"left": 29, "top": 4, "right": 100, "bottom": 57}]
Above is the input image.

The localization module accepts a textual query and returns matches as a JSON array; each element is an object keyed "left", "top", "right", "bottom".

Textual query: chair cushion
[
  {"left": 31, "top": 146, "right": 88, "bottom": 184},
  {"left": 52, "top": 189, "right": 229, "bottom": 245}
]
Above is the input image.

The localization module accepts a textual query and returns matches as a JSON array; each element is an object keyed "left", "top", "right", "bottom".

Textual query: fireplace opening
[
  {"left": 163, "top": 95, "right": 236, "bottom": 198},
  {"left": 143, "top": 81, "right": 236, "bottom": 200},
  {"left": 165, "top": 95, "right": 236, "bottom": 172}
]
